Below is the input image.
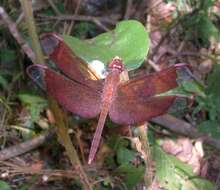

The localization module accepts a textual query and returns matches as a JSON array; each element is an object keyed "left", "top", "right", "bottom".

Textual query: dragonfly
[{"left": 28, "top": 33, "right": 186, "bottom": 164}]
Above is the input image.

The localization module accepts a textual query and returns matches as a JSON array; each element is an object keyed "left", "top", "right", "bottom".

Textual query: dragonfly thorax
[{"left": 108, "top": 56, "right": 125, "bottom": 73}]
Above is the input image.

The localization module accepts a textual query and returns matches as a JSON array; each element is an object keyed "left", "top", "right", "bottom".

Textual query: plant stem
[
  {"left": 122, "top": 70, "right": 153, "bottom": 189},
  {"left": 20, "top": 0, "right": 45, "bottom": 64},
  {"left": 49, "top": 98, "right": 93, "bottom": 190},
  {"left": 0, "top": 6, "right": 36, "bottom": 63},
  {"left": 137, "top": 123, "right": 153, "bottom": 189},
  {"left": 19, "top": 1, "right": 92, "bottom": 189}
]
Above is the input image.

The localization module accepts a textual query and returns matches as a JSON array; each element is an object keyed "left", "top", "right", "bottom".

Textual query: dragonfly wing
[
  {"left": 109, "top": 96, "right": 175, "bottom": 125},
  {"left": 109, "top": 65, "right": 180, "bottom": 125},
  {"left": 45, "top": 67, "right": 103, "bottom": 118},
  {"left": 41, "top": 33, "right": 100, "bottom": 84}
]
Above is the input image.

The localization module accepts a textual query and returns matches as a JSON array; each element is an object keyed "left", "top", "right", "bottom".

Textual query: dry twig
[
  {"left": 124, "top": 0, "right": 133, "bottom": 19},
  {"left": 0, "top": 131, "right": 54, "bottom": 161},
  {"left": 37, "top": 14, "right": 117, "bottom": 25},
  {"left": 0, "top": 161, "right": 78, "bottom": 179},
  {"left": 20, "top": 0, "right": 45, "bottom": 64},
  {"left": 66, "top": 0, "right": 82, "bottom": 35},
  {"left": 151, "top": 114, "right": 220, "bottom": 150},
  {"left": 0, "top": 6, "right": 36, "bottom": 63},
  {"left": 137, "top": 123, "right": 153, "bottom": 189},
  {"left": 1, "top": 4, "right": 92, "bottom": 189},
  {"left": 46, "top": 0, "right": 62, "bottom": 16}
]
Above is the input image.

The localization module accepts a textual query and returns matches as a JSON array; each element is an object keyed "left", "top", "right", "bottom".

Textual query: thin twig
[
  {"left": 66, "top": 0, "right": 82, "bottom": 35},
  {"left": 93, "top": 19, "right": 111, "bottom": 32},
  {"left": 37, "top": 14, "right": 118, "bottom": 25},
  {"left": 151, "top": 114, "right": 220, "bottom": 151},
  {"left": 49, "top": 98, "right": 93, "bottom": 190},
  {"left": 21, "top": 1, "right": 92, "bottom": 188},
  {"left": 124, "top": 0, "right": 133, "bottom": 19},
  {"left": 0, "top": 161, "right": 78, "bottom": 179},
  {"left": 46, "top": 0, "right": 62, "bottom": 16},
  {"left": 0, "top": 6, "right": 36, "bottom": 63},
  {"left": 137, "top": 123, "right": 153, "bottom": 189},
  {"left": 20, "top": 0, "right": 45, "bottom": 64},
  {"left": 0, "top": 131, "right": 54, "bottom": 161},
  {"left": 151, "top": 19, "right": 180, "bottom": 58},
  {"left": 146, "top": 0, "right": 163, "bottom": 14},
  {"left": 147, "top": 59, "right": 161, "bottom": 71},
  {"left": 2, "top": 113, "right": 220, "bottom": 164},
  {"left": 170, "top": 51, "right": 220, "bottom": 63},
  {"left": 123, "top": 71, "right": 153, "bottom": 188},
  {"left": 0, "top": 6, "right": 37, "bottom": 148},
  {"left": 1, "top": 4, "right": 92, "bottom": 189}
]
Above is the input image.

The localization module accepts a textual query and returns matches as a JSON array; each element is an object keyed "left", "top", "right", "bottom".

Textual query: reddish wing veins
[
  {"left": 39, "top": 33, "right": 105, "bottom": 118},
  {"left": 41, "top": 33, "right": 103, "bottom": 90},
  {"left": 45, "top": 68, "right": 102, "bottom": 118},
  {"left": 109, "top": 65, "right": 181, "bottom": 125},
  {"left": 37, "top": 33, "right": 186, "bottom": 164}
]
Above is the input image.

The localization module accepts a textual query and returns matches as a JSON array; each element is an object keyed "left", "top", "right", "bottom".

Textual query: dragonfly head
[{"left": 108, "top": 56, "right": 125, "bottom": 73}]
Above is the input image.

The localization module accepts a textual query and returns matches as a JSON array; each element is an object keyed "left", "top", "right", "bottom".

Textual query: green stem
[
  {"left": 20, "top": 0, "right": 45, "bottom": 64},
  {"left": 19, "top": 1, "right": 92, "bottom": 189},
  {"left": 137, "top": 124, "right": 153, "bottom": 189},
  {"left": 49, "top": 98, "right": 93, "bottom": 190}
]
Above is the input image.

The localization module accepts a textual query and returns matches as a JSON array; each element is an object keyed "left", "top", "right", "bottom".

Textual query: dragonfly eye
[{"left": 108, "top": 56, "right": 125, "bottom": 73}]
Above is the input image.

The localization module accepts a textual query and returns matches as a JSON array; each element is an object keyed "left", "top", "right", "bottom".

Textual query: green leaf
[
  {"left": 0, "top": 180, "right": 11, "bottom": 190},
  {"left": 194, "top": 64, "right": 220, "bottom": 138},
  {"left": 107, "top": 135, "right": 129, "bottom": 151},
  {"left": 64, "top": 20, "right": 149, "bottom": 71},
  {"left": 189, "top": 178, "right": 216, "bottom": 190},
  {"left": 152, "top": 145, "right": 214, "bottom": 190},
  {"left": 42, "top": 2, "right": 65, "bottom": 16},
  {"left": 182, "top": 80, "right": 206, "bottom": 97},
  {"left": 196, "top": 15, "right": 218, "bottom": 44},
  {"left": 116, "top": 147, "right": 136, "bottom": 165},
  {"left": 198, "top": 120, "right": 220, "bottom": 139},
  {"left": 0, "top": 75, "right": 9, "bottom": 90},
  {"left": 0, "top": 49, "right": 16, "bottom": 63},
  {"left": 116, "top": 163, "right": 145, "bottom": 190},
  {"left": 18, "top": 93, "right": 47, "bottom": 107},
  {"left": 182, "top": 9, "right": 218, "bottom": 45},
  {"left": 56, "top": 2, "right": 65, "bottom": 14},
  {"left": 157, "top": 79, "right": 205, "bottom": 98},
  {"left": 73, "top": 22, "right": 96, "bottom": 38},
  {"left": 18, "top": 93, "right": 47, "bottom": 121},
  {"left": 206, "top": 64, "right": 220, "bottom": 97},
  {"left": 105, "top": 135, "right": 131, "bottom": 167}
]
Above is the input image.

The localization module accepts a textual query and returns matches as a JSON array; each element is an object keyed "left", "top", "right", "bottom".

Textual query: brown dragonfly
[{"left": 28, "top": 33, "right": 186, "bottom": 164}]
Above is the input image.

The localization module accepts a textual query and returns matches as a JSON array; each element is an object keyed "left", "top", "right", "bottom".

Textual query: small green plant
[
  {"left": 170, "top": 0, "right": 218, "bottom": 44},
  {"left": 197, "top": 64, "right": 220, "bottom": 138}
]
